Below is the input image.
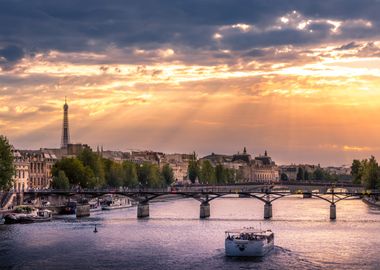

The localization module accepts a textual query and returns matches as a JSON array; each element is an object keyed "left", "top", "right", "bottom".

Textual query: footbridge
[{"left": 17, "top": 182, "right": 374, "bottom": 221}]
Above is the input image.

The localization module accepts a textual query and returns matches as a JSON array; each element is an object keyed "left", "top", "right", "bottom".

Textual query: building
[
  {"left": 201, "top": 148, "right": 280, "bottom": 183},
  {"left": 162, "top": 153, "right": 193, "bottom": 181},
  {"left": 129, "top": 151, "right": 164, "bottom": 165},
  {"left": 11, "top": 148, "right": 29, "bottom": 192},
  {"left": 237, "top": 149, "right": 280, "bottom": 183},
  {"left": 20, "top": 150, "right": 57, "bottom": 190},
  {"left": 279, "top": 164, "right": 319, "bottom": 181}
]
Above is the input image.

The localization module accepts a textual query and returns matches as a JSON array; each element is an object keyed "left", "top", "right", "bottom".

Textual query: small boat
[
  {"left": 62, "top": 201, "right": 77, "bottom": 215},
  {"left": 4, "top": 209, "right": 52, "bottom": 224},
  {"left": 102, "top": 197, "right": 132, "bottom": 210},
  {"left": 89, "top": 201, "right": 102, "bottom": 212},
  {"left": 225, "top": 227, "right": 274, "bottom": 257}
]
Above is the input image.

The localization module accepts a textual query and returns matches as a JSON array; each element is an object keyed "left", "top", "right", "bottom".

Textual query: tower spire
[{"left": 61, "top": 98, "right": 70, "bottom": 148}]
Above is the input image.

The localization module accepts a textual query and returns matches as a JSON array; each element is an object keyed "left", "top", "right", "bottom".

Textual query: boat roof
[
  {"left": 38, "top": 209, "right": 52, "bottom": 213},
  {"left": 225, "top": 227, "right": 272, "bottom": 234}
]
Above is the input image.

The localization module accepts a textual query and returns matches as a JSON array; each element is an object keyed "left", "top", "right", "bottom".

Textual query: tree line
[
  {"left": 51, "top": 148, "right": 174, "bottom": 189},
  {"left": 351, "top": 156, "right": 380, "bottom": 189},
  {"left": 291, "top": 167, "right": 338, "bottom": 182},
  {"left": 187, "top": 154, "right": 238, "bottom": 184}
]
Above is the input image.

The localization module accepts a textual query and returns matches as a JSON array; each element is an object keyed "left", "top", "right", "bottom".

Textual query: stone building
[
  {"left": 162, "top": 153, "right": 193, "bottom": 181},
  {"left": 20, "top": 150, "right": 57, "bottom": 190},
  {"left": 234, "top": 149, "right": 279, "bottom": 183},
  {"left": 11, "top": 148, "right": 29, "bottom": 192},
  {"left": 201, "top": 148, "right": 280, "bottom": 183}
]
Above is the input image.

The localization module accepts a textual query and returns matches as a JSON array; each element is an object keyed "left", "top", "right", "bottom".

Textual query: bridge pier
[
  {"left": 330, "top": 203, "right": 336, "bottom": 220},
  {"left": 76, "top": 204, "right": 90, "bottom": 218},
  {"left": 200, "top": 202, "right": 210, "bottom": 219},
  {"left": 137, "top": 202, "right": 149, "bottom": 218},
  {"left": 303, "top": 192, "right": 312, "bottom": 198},
  {"left": 264, "top": 202, "right": 272, "bottom": 219}
]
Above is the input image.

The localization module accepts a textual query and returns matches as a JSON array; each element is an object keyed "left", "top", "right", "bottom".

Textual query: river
[{"left": 1, "top": 196, "right": 380, "bottom": 269}]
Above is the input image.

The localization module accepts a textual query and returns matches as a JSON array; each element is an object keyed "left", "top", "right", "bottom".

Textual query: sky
[{"left": 1, "top": 0, "right": 380, "bottom": 166}]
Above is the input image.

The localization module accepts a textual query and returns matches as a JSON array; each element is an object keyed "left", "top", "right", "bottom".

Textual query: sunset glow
[{"left": 1, "top": 1, "right": 380, "bottom": 165}]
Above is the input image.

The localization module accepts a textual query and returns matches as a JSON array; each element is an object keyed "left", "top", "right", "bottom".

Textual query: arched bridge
[{"left": 18, "top": 182, "right": 375, "bottom": 221}]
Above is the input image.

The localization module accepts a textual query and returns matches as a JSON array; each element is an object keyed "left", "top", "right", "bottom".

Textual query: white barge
[
  {"left": 101, "top": 197, "right": 132, "bottom": 210},
  {"left": 225, "top": 227, "right": 274, "bottom": 257}
]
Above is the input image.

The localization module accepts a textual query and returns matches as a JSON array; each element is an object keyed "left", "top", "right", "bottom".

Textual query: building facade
[
  {"left": 20, "top": 150, "right": 57, "bottom": 190},
  {"left": 201, "top": 148, "right": 280, "bottom": 183},
  {"left": 11, "top": 148, "right": 29, "bottom": 192}
]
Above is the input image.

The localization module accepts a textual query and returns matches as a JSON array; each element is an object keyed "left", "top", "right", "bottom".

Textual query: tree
[
  {"left": 313, "top": 167, "right": 324, "bottom": 181},
  {"left": 188, "top": 152, "right": 199, "bottom": 183},
  {"left": 147, "top": 164, "right": 162, "bottom": 188},
  {"left": 351, "top": 159, "right": 362, "bottom": 184},
  {"left": 107, "top": 162, "right": 124, "bottom": 187},
  {"left": 226, "top": 168, "right": 236, "bottom": 183},
  {"left": 78, "top": 148, "right": 105, "bottom": 186},
  {"left": 137, "top": 162, "right": 163, "bottom": 188},
  {"left": 52, "top": 158, "right": 92, "bottom": 188},
  {"left": 123, "top": 161, "right": 138, "bottom": 187},
  {"left": 51, "top": 170, "right": 70, "bottom": 190},
  {"left": 215, "top": 164, "right": 227, "bottom": 184},
  {"left": 161, "top": 164, "right": 174, "bottom": 186},
  {"left": 296, "top": 167, "right": 304, "bottom": 181},
  {"left": 280, "top": 173, "right": 289, "bottom": 181},
  {"left": 362, "top": 156, "right": 379, "bottom": 189},
  {"left": 0, "top": 135, "right": 15, "bottom": 190},
  {"left": 199, "top": 160, "right": 216, "bottom": 184},
  {"left": 304, "top": 170, "right": 309, "bottom": 181}
]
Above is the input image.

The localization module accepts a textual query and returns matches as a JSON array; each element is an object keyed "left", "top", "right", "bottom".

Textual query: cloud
[
  {"left": 0, "top": 45, "right": 24, "bottom": 69},
  {"left": 0, "top": 0, "right": 380, "bottom": 65}
]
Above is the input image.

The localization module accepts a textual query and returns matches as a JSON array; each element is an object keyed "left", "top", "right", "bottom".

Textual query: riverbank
[{"left": 362, "top": 196, "right": 380, "bottom": 207}]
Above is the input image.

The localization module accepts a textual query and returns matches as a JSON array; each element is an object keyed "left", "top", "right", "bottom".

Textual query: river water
[{"left": 1, "top": 196, "right": 380, "bottom": 269}]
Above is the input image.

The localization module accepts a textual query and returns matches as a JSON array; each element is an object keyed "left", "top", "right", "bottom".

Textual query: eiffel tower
[{"left": 61, "top": 97, "right": 70, "bottom": 148}]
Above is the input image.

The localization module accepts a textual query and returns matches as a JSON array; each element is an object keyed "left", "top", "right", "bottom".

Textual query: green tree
[
  {"left": 362, "top": 156, "right": 379, "bottom": 189},
  {"left": 107, "top": 162, "right": 124, "bottom": 187},
  {"left": 52, "top": 158, "right": 92, "bottom": 188},
  {"left": 351, "top": 159, "right": 362, "bottom": 184},
  {"left": 137, "top": 162, "right": 163, "bottom": 188},
  {"left": 296, "top": 167, "right": 304, "bottom": 181},
  {"left": 313, "top": 167, "right": 324, "bottom": 181},
  {"left": 0, "top": 135, "right": 15, "bottom": 190},
  {"left": 304, "top": 170, "right": 309, "bottom": 181},
  {"left": 51, "top": 170, "right": 70, "bottom": 190},
  {"left": 188, "top": 152, "right": 199, "bottom": 183},
  {"left": 161, "top": 164, "right": 174, "bottom": 186},
  {"left": 147, "top": 164, "right": 162, "bottom": 188},
  {"left": 215, "top": 164, "right": 227, "bottom": 184},
  {"left": 225, "top": 168, "right": 236, "bottom": 183},
  {"left": 78, "top": 148, "right": 105, "bottom": 186},
  {"left": 199, "top": 160, "right": 216, "bottom": 184},
  {"left": 122, "top": 161, "right": 138, "bottom": 187}
]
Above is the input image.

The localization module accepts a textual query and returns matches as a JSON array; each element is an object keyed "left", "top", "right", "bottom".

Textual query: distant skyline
[{"left": 1, "top": 1, "right": 380, "bottom": 166}]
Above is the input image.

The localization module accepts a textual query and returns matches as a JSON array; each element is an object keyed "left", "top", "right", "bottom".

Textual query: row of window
[
  {"left": 14, "top": 170, "right": 28, "bottom": 179},
  {"left": 30, "top": 177, "right": 49, "bottom": 187},
  {"left": 13, "top": 182, "right": 26, "bottom": 192}
]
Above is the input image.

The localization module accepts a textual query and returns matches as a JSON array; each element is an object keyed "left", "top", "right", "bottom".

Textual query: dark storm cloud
[
  {"left": 0, "top": 45, "right": 24, "bottom": 69},
  {"left": 0, "top": 0, "right": 380, "bottom": 64}
]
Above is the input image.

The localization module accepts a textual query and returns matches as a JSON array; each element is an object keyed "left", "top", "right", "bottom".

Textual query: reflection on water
[{"left": 1, "top": 197, "right": 380, "bottom": 269}]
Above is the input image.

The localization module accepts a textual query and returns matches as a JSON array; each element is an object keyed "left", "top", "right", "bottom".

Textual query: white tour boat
[
  {"left": 101, "top": 197, "right": 132, "bottom": 210},
  {"left": 225, "top": 227, "right": 274, "bottom": 257}
]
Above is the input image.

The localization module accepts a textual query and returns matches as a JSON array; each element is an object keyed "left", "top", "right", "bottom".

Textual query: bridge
[{"left": 4, "top": 181, "right": 373, "bottom": 221}]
